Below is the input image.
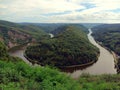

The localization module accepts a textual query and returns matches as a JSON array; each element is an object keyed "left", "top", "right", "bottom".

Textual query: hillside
[
  {"left": 0, "top": 41, "right": 7, "bottom": 58},
  {"left": 21, "top": 23, "right": 64, "bottom": 33},
  {"left": 0, "top": 41, "right": 81, "bottom": 90},
  {"left": 52, "top": 24, "right": 88, "bottom": 35},
  {"left": 0, "top": 20, "right": 49, "bottom": 48},
  {"left": 25, "top": 25, "right": 99, "bottom": 67},
  {"left": 21, "top": 23, "right": 89, "bottom": 33},
  {"left": 0, "top": 26, "right": 120, "bottom": 90},
  {"left": 78, "top": 74, "right": 120, "bottom": 89},
  {"left": 92, "top": 24, "right": 120, "bottom": 72}
]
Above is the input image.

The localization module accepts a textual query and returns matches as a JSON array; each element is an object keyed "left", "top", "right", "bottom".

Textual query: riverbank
[
  {"left": 111, "top": 52, "right": 120, "bottom": 73},
  {"left": 58, "top": 60, "right": 95, "bottom": 68},
  {"left": 24, "top": 49, "right": 98, "bottom": 70},
  {"left": 9, "top": 29, "right": 117, "bottom": 79},
  {"left": 93, "top": 40, "right": 120, "bottom": 73}
]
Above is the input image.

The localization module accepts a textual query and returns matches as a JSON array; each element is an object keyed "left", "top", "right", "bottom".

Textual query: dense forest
[
  {"left": 25, "top": 25, "right": 99, "bottom": 67},
  {"left": 92, "top": 24, "right": 120, "bottom": 71}
]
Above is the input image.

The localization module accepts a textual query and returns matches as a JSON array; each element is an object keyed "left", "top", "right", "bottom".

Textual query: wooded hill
[
  {"left": 21, "top": 23, "right": 89, "bottom": 33},
  {"left": 25, "top": 25, "right": 99, "bottom": 67},
  {"left": 1, "top": 40, "right": 120, "bottom": 90},
  {"left": 0, "top": 20, "right": 49, "bottom": 48}
]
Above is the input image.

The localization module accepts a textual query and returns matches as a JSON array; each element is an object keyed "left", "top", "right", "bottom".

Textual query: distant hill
[
  {"left": 0, "top": 20, "right": 49, "bottom": 48},
  {"left": 0, "top": 27, "right": 120, "bottom": 90},
  {"left": 52, "top": 24, "right": 88, "bottom": 35},
  {"left": 25, "top": 25, "right": 99, "bottom": 67},
  {"left": 20, "top": 23, "right": 65, "bottom": 33},
  {"left": 22, "top": 23, "right": 89, "bottom": 33},
  {"left": 92, "top": 24, "right": 120, "bottom": 55},
  {"left": 82, "top": 23, "right": 102, "bottom": 28}
]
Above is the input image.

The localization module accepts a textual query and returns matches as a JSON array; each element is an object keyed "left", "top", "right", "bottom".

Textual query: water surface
[
  {"left": 69, "top": 29, "right": 117, "bottom": 78},
  {"left": 9, "top": 29, "right": 117, "bottom": 79}
]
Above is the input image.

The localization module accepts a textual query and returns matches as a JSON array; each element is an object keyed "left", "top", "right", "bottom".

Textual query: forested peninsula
[{"left": 25, "top": 25, "right": 99, "bottom": 67}]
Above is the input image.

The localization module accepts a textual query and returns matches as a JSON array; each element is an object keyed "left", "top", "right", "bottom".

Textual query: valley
[
  {"left": 0, "top": 20, "right": 120, "bottom": 89},
  {"left": 1, "top": 0, "right": 120, "bottom": 89},
  {"left": 25, "top": 25, "right": 99, "bottom": 67},
  {"left": 92, "top": 24, "right": 120, "bottom": 73},
  {"left": 8, "top": 28, "right": 117, "bottom": 79}
]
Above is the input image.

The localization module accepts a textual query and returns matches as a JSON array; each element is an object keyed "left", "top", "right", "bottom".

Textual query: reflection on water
[{"left": 59, "top": 61, "right": 97, "bottom": 73}]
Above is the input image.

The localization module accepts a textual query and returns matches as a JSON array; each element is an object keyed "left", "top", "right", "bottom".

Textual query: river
[
  {"left": 9, "top": 47, "right": 32, "bottom": 66},
  {"left": 9, "top": 29, "right": 117, "bottom": 79},
  {"left": 69, "top": 28, "right": 117, "bottom": 78}
]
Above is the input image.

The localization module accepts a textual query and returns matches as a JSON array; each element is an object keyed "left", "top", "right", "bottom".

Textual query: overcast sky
[{"left": 0, "top": 0, "right": 120, "bottom": 23}]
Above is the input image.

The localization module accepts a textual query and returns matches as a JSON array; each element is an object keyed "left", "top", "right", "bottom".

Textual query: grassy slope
[
  {"left": 79, "top": 74, "right": 120, "bottom": 90},
  {"left": 0, "top": 60, "right": 81, "bottom": 90},
  {"left": 0, "top": 59, "right": 120, "bottom": 90}
]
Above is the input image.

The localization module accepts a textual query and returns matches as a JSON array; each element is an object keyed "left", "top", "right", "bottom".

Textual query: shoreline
[
  {"left": 24, "top": 51, "right": 97, "bottom": 69},
  {"left": 111, "top": 52, "right": 120, "bottom": 73},
  {"left": 9, "top": 43, "right": 96, "bottom": 69},
  {"left": 93, "top": 39, "right": 120, "bottom": 73},
  {"left": 58, "top": 60, "right": 96, "bottom": 68}
]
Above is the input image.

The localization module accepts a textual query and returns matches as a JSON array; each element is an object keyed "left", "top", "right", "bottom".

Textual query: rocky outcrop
[
  {"left": 0, "top": 20, "right": 49, "bottom": 49},
  {"left": 0, "top": 27, "right": 32, "bottom": 48}
]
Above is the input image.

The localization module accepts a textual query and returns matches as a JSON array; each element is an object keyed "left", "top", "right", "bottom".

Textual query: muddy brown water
[{"left": 9, "top": 29, "right": 117, "bottom": 79}]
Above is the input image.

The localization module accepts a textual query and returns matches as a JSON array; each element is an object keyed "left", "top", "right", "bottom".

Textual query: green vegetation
[
  {"left": 29, "top": 23, "right": 64, "bottom": 33},
  {"left": 78, "top": 73, "right": 120, "bottom": 90},
  {"left": 0, "top": 41, "right": 81, "bottom": 90},
  {"left": 24, "top": 23, "right": 89, "bottom": 33},
  {"left": 92, "top": 24, "right": 120, "bottom": 71},
  {"left": 92, "top": 24, "right": 120, "bottom": 55},
  {"left": 52, "top": 24, "right": 88, "bottom": 35},
  {"left": 0, "top": 24, "right": 120, "bottom": 89},
  {"left": 25, "top": 25, "right": 99, "bottom": 67},
  {"left": 0, "top": 20, "right": 49, "bottom": 47},
  {"left": 0, "top": 60, "right": 81, "bottom": 90},
  {"left": 51, "top": 24, "right": 88, "bottom": 35},
  {"left": 19, "top": 25, "right": 49, "bottom": 40},
  {"left": 0, "top": 41, "right": 7, "bottom": 58},
  {"left": 0, "top": 41, "right": 21, "bottom": 62},
  {"left": 1, "top": 58, "right": 120, "bottom": 90}
]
